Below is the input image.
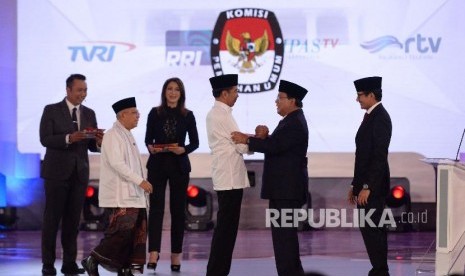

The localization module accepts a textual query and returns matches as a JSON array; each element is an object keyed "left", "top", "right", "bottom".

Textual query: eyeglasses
[{"left": 276, "top": 96, "right": 288, "bottom": 101}]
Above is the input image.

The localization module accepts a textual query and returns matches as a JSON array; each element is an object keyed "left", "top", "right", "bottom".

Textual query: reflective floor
[{"left": 0, "top": 229, "right": 440, "bottom": 275}]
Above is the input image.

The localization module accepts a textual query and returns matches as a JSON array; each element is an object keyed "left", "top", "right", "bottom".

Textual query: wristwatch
[{"left": 362, "top": 184, "right": 369, "bottom": 190}]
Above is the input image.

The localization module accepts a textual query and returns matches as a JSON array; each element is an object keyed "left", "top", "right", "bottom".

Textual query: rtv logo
[
  {"left": 165, "top": 31, "right": 211, "bottom": 66},
  {"left": 68, "top": 41, "right": 136, "bottom": 62},
  {"left": 361, "top": 34, "right": 441, "bottom": 54}
]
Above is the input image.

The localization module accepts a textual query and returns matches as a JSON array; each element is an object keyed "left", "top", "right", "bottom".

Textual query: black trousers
[
  {"left": 206, "top": 189, "right": 243, "bottom": 276},
  {"left": 41, "top": 170, "right": 87, "bottom": 265},
  {"left": 358, "top": 196, "right": 389, "bottom": 276},
  {"left": 269, "top": 199, "right": 305, "bottom": 276},
  {"left": 147, "top": 157, "right": 189, "bottom": 254}
]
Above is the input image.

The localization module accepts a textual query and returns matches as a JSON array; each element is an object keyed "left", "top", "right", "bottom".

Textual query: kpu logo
[
  {"left": 211, "top": 8, "right": 284, "bottom": 93},
  {"left": 68, "top": 41, "right": 136, "bottom": 62},
  {"left": 361, "top": 34, "right": 441, "bottom": 54}
]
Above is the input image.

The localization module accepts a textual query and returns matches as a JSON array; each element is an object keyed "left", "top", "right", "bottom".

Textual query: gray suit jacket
[{"left": 40, "top": 98, "right": 99, "bottom": 182}]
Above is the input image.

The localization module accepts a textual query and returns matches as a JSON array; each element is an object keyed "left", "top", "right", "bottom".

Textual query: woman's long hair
[{"left": 156, "top": 77, "right": 188, "bottom": 116}]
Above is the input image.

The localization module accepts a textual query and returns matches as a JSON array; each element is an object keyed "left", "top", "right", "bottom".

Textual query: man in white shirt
[
  {"left": 205, "top": 74, "right": 250, "bottom": 276},
  {"left": 81, "top": 97, "right": 153, "bottom": 276}
]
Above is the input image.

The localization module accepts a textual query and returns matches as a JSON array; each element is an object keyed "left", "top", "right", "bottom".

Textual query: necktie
[{"left": 72, "top": 107, "right": 79, "bottom": 131}]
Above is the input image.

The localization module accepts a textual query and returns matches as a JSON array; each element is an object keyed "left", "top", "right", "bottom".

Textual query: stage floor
[{"left": 0, "top": 229, "right": 440, "bottom": 275}]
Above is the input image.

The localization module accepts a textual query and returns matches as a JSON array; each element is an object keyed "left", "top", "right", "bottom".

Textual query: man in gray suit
[{"left": 39, "top": 74, "right": 103, "bottom": 276}]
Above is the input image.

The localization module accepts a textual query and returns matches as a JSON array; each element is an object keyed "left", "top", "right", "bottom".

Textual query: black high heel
[
  {"left": 170, "top": 264, "right": 181, "bottom": 272},
  {"left": 146, "top": 254, "right": 159, "bottom": 271},
  {"left": 170, "top": 253, "right": 181, "bottom": 272}
]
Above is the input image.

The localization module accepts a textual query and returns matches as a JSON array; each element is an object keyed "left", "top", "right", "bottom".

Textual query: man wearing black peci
[
  {"left": 348, "top": 76, "right": 392, "bottom": 276},
  {"left": 231, "top": 79, "right": 309, "bottom": 276}
]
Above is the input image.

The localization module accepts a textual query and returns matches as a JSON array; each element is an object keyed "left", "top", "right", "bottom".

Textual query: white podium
[{"left": 422, "top": 158, "right": 465, "bottom": 275}]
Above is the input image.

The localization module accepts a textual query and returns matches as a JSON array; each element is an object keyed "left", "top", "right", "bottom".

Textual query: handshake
[{"left": 231, "top": 125, "right": 269, "bottom": 144}]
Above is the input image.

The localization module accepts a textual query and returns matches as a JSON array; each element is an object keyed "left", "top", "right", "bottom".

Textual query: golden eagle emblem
[{"left": 226, "top": 30, "right": 269, "bottom": 73}]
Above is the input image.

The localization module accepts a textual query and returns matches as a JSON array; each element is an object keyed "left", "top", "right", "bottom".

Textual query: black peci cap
[
  {"left": 112, "top": 97, "right": 136, "bottom": 114},
  {"left": 209, "top": 74, "right": 238, "bottom": 91},
  {"left": 354, "top": 76, "right": 382, "bottom": 92},
  {"left": 278, "top": 80, "right": 308, "bottom": 101}
]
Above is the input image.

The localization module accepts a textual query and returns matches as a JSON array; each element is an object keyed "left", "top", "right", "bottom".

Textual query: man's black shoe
[
  {"left": 61, "top": 262, "right": 85, "bottom": 274},
  {"left": 81, "top": 256, "right": 100, "bottom": 276},
  {"left": 42, "top": 264, "right": 57, "bottom": 275}
]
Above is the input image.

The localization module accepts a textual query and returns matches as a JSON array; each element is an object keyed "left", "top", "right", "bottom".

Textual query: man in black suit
[
  {"left": 232, "top": 80, "right": 308, "bottom": 276},
  {"left": 348, "top": 76, "right": 392, "bottom": 276},
  {"left": 39, "top": 74, "right": 103, "bottom": 275}
]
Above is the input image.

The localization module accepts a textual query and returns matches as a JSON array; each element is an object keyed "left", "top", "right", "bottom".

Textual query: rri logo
[
  {"left": 361, "top": 34, "right": 441, "bottom": 54},
  {"left": 165, "top": 31, "right": 211, "bottom": 66},
  {"left": 68, "top": 41, "right": 136, "bottom": 62}
]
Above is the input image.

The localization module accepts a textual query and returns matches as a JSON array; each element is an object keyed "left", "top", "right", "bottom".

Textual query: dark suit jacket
[
  {"left": 145, "top": 107, "right": 199, "bottom": 174},
  {"left": 40, "top": 98, "right": 99, "bottom": 182},
  {"left": 352, "top": 103, "right": 392, "bottom": 197},
  {"left": 248, "top": 109, "right": 309, "bottom": 202}
]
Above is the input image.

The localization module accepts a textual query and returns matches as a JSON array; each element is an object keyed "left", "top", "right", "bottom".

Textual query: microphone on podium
[{"left": 455, "top": 128, "right": 465, "bottom": 161}]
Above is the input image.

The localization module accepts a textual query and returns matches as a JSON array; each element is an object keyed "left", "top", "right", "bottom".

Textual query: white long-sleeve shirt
[
  {"left": 206, "top": 101, "right": 250, "bottom": 191},
  {"left": 98, "top": 120, "right": 148, "bottom": 208}
]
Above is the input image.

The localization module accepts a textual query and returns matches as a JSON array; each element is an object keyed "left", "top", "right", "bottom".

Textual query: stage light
[
  {"left": 386, "top": 185, "right": 409, "bottom": 208},
  {"left": 392, "top": 186, "right": 405, "bottom": 200},
  {"left": 386, "top": 183, "right": 412, "bottom": 232},
  {"left": 0, "top": 207, "right": 17, "bottom": 230},
  {"left": 187, "top": 185, "right": 199, "bottom": 198},
  {"left": 185, "top": 184, "right": 213, "bottom": 231},
  {"left": 81, "top": 180, "right": 106, "bottom": 231},
  {"left": 86, "top": 186, "right": 95, "bottom": 198}
]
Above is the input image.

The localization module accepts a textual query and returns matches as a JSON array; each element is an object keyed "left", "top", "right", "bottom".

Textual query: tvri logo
[
  {"left": 68, "top": 42, "right": 136, "bottom": 62},
  {"left": 361, "top": 34, "right": 441, "bottom": 54},
  {"left": 265, "top": 208, "right": 427, "bottom": 228}
]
